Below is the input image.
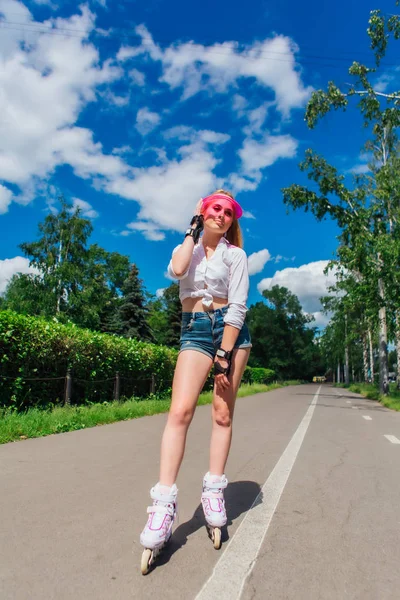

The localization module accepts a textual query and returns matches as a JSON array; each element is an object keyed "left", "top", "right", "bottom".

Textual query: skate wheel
[
  {"left": 213, "top": 527, "right": 221, "bottom": 550},
  {"left": 141, "top": 548, "right": 153, "bottom": 575}
]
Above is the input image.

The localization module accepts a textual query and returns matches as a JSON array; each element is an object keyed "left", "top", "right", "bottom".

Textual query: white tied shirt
[{"left": 167, "top": 237, "right": 249, "bottom": 329}]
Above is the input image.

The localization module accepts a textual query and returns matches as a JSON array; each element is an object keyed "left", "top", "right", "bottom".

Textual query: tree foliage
[
  {"left": 282, "top": 4, "right": 400, "bottom": 392},
  {"left": 247, "top": 285, "right": 324, "bottom": 380}
]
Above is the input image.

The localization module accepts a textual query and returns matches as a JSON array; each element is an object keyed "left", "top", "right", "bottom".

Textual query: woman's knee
[
  {"left": 212, "top": 407, "right": 232, "bottom": 428},
  {"left": 168, "top": 405, "right": 195, "bottom": 428}
]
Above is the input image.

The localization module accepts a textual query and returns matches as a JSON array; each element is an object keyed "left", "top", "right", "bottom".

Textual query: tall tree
[
  {"left": 147, "top": 283, "right": 181, "bottom": 348},
  {"left": 110, "top": 265, "right": 152, "bottom": 341},
  {"left": 282, "top": 5, "right": 400, "bottom": 394},
  {"left": 247, "top": 285, "right": 324, "bottom": 379},
  {"left": 3, "top": 196, "right": 131, "bottom": 330}
]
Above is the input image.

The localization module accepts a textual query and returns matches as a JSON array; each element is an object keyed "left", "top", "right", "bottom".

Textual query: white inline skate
[
  {"left": 201, "top": 472, "right": 228, "bottom": 549},
  {"left": 139, "top": 483, "right": 178, "bottom": 575}
]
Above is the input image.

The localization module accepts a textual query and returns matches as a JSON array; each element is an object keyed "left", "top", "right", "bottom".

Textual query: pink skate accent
[
  {"left": 140, "top": 483, "right": 178, "bottom": 550},
  {"left": 201, "top": 473, "right": 228, "bottom": 528}
]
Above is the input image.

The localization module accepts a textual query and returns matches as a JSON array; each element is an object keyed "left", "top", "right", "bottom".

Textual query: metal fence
[{"left": 0, "top": 369, "right": 174, "bottom": 409}]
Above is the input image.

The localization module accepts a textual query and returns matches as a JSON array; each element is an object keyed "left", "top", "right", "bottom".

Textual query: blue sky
[{"left": 0, "top": 0, "right": 398, "bottom": 326}]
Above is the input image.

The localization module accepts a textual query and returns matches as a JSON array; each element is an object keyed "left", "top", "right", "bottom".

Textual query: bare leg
[
  {"left": 209, "top": 348, "right": 250, "bottom": 476},
  {"left": 159, "top": 350, "right": 213, "bottom": 486}
]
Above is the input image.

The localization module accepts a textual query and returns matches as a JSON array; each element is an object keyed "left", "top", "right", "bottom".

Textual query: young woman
[{"left": 140, "top": 189, "right": 251, "bottom": 573}]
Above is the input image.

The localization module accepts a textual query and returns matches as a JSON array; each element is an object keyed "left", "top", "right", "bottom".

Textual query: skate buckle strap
[
  {"left": 147, "top": 504, "right": 175, "bottom": 517},
  {"left": 203, "top": 478, "right": 228, "bottom": 491},
  {"left": 202, "top": 489, "right": 224, "bottom": 499},
  {"left": 150, "top": 485, "right": 177, "bottom": 503}
]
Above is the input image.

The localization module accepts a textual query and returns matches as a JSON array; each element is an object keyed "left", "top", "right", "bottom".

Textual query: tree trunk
[
  {"left": 337, "top": 362, "right": 341, "bottom": 384},
  {"left": 362, "top": 333, "right": 369, "bottom": 383},
  {"left": 344, "top": 348, "right": 350, "bottom": 384},
  {"left": 56, "top": 235, "right": 63, "bottom": 314},
  {"left": 344, "top": 314, "right": 349, "bottom": 385},
  {"left": 368, "top": 328, "right": 374, "bottom": 384},
  {"left": 378, "top": 278, "right": 389, "bottom": 395},
  {"left": 396, "top": 312, "right": 400, "bottom": 390}
]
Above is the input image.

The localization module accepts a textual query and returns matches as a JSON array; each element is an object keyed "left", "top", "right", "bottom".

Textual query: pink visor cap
[{"left": 201, "top": 193, "right": 243, "bottom": 219}]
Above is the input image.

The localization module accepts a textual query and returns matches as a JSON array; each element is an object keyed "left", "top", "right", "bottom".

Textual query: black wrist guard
[
  {"left": 190, "top": 214, "right": 204, "bottom": 231},
  {"left": 214, "top": 348, "right": 233, "bottom": 377},
  {"left": 184, "top": 215, "right": 204, "bottom": 244},
  {"left": 214, "top": 359, "right": 232, "bottom": 377}
]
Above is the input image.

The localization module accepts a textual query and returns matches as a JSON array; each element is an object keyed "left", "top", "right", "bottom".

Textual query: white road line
[
  {"left": 195, "top": 387, "right": 321, "bottom": 600},
  {"left": 351, "top": 406, "right": 359, "bottom": 410},
  {"left": 384, "top": 435, "right": 400, "bottom": 444},
  {"left": 363, "top": 416, "right": 372, "bottom": 421},
  {"left": 346, "top": 400, "right": 351, "bottom": 404}
]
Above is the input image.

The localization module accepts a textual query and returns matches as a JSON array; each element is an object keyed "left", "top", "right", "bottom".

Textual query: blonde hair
[{"left": 212, "top": 188, "right": 243, "bottom": 248}]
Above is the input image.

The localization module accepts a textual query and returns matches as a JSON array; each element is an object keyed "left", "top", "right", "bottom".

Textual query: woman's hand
[
  {"left": 195, "top": 198, "right": 203, "bottom": 216},
  {"left": 214, "top": 357, "right": 231, "bottom": 392}
]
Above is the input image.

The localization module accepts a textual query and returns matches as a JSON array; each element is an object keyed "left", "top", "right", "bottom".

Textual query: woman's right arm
[
  {"left": 170, "top": 236, "right": 196, "bottom": 278},
  {"left": 170, "top": 200, "right": 203, "bottom": 278}
]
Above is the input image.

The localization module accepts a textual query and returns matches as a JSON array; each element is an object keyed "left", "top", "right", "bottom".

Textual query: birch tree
[{"left": 283, "top": 5, "right": 400, "bottom": 394}]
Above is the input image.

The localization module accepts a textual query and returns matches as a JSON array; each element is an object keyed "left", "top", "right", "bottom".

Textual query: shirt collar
[{"left": 201, "top": 236, "right": 229, "bottom": 250}]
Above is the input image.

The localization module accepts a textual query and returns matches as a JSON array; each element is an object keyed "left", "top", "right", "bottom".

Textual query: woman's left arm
[{"left": 214, "top": 249, "right": 249, "bottom": 390}]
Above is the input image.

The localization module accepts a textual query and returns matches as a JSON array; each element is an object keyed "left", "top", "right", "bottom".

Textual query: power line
[
  {"left": 1, "top": 18, "right": 397, "bottom": 69},
  {"left": 0, "top": 9, "right": 398, "bottom": 59}
]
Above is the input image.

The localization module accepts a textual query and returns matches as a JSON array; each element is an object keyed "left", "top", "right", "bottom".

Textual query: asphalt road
[{"left": 1, "top": 384, "right": 399, "bottom": 599}]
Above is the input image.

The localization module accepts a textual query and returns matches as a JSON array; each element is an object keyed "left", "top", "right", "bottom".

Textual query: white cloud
[
  {"left": 232, "top": 94, "right": 248, "bottom": 115},
  {"left": 257, "top": 260, "right": 338, "bottom": 316},
  {"left": 274, "top": 254, "right": 295, "bottom": 263},
  {"left": 239, "top": 134, "right": 298, "bottom": 180},
  {"left": 129, "top": 68, "right": 146, "bottom": 87},
  {"left": 32, "top": 0, "right": 56, "bottom": 5},
  {"left": 373, "top": 67, "right": 400, "bottom": 93},
  {"left": 136, "top": 107, "right": 161, "bottom": 135},
  {"left": 346, "top": 152, "right": 373, "bottom": 175},
  {"left": 349, "top": 163, "right": 370, "bottom": 175},
  {"left": 119, "top": 25, "right": 313, "bottom": 116},
  {"left": 0, "top": 184, "right": 13, "bottom": 214},
  {"left": 163, "top": 126, "right": 230, "bottom": 146},
  {"left": 0, "top": 256, "right": 37, "bottom": 294},
  {"left": 72, "top": 198, "right": 99, "bottom": 219},
  {"left": 228, "top": 133, "right": 298, "bottom": 192},
  {"left": 126, "top": 221, "right": 165, "bottom": 241},
  {"left": 227, "top": 174, "right": 258, "bottom": 194},
  {"left": 156, "top": 288, "right": 165, "bottom": 298},
  {"left": 243, "top": 104, "right": 270, "bottom": 137},
  {"left": 248, "top": 249, "right": 271, "bottom": 275},
  {"left": 0, "top": 3, "right": 123, "bottom": 200},
  {"left": 102, "top": 90, "right": 130, "bottom": 107},
  {"left": 110, "top": 133, "right": 229, "bottom": 233},
  {"left": 0, "top": 5, "right": 306, "bottom": 242},
  {"left": 310, "top": 311, "right": 331, "bottom": 328}
]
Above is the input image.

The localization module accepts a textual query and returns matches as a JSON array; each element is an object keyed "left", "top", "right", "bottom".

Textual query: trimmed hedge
[
  {"left": 0, "top": 311, "right": 177, "bottom": 410},
  {"left": 242, "top": 366, "right": 275, "bottom": 385},
  {"left": 0, "top": 310, "right": 277, "bottom": 411}
]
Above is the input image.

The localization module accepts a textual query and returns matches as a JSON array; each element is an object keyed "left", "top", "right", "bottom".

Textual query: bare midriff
[{"left": 181, "top": 296, "right": 229, "bottom": 313}]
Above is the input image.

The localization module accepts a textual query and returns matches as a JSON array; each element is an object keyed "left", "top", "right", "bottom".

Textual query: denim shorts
[{"left": 180, "top": 306, "right": 252, "bottom": 360}]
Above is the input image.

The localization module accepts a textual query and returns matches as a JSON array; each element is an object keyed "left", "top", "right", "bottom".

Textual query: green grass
[
  {"left": 337, "top": 382, "right": 400, "bottom": 411},
  {"left": 0, "top": 381, "right": 301, "bottom": 445}
]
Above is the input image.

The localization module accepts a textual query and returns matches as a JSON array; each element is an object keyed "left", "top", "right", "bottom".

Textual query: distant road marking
[
  {"left": 346, "top": 400, "right": 351, "bottom": 404},
  {"left": 351, "top": 406, "right": 359, "bottom": 410},
  {"left": 384, "top": 435, "right": 400, "bottom": 444},
  {"left": 195, "top": 387, "right": 321, "bottom": 600},
  {"left": 363, "top": 416, "right": 372, "bottom": 421}
]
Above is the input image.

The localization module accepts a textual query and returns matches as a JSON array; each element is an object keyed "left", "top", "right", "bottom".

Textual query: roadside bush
[
  {"left": 242, "top": 366, "right": 275, "bottom": 385},
  {"left": 0, "top": 310, "right": 177, "bottom": 410}
]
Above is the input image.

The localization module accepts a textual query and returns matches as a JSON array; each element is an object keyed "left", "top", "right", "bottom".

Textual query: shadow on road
[{"left": 155, "top": 480, "right": 262, "bottom": 569}]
